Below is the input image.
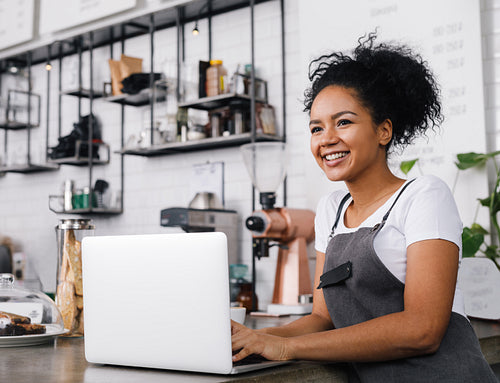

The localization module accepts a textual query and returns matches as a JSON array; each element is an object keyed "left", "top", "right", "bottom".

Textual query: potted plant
[{"left": 400, "top": 153, "right": 500, "bottom": 271}]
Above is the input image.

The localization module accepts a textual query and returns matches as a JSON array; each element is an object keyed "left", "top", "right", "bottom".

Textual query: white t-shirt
[{"left": 314, "top": 175, "right": 466, "bottom": 317}]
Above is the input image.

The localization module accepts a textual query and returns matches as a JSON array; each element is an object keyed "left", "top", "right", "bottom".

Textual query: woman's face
[{"left": 309, "top": 85, "right": 391, "bottom": 183}]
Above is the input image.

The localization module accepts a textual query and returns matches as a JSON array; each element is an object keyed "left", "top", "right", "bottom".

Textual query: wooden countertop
[{"left": 1, "top": 316, "right": 498, "bottom": 383}]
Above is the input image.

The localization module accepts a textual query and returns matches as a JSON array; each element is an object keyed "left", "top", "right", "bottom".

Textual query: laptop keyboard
[{"left": 232, "top": 354, "right": 269, "bottom": 367}]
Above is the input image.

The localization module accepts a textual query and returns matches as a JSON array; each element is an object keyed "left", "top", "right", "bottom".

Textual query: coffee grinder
[{"left": 240, "top": 142, "right": 315, "bottom": 310}]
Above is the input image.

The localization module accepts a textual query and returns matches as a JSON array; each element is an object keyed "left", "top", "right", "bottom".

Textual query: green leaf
[
  {"left": 400, "top": 159, "right": 418, "bottom": 175},
  {"left": 484, "top": 245, "right": 498, "bottom": 260},
  {"left": 484, "top": 150, "right": 500, "bottom": 159},
  {"left": 455, "top": 152, "right": 488, "bottom": 170},
  {"left": 470, "top": 223, "right": 489, "bottom": 235},
  {"left": 462, "top": 227, "right": 484, "bottom": 257},
  {"left": 479, "top": 194, "right": 500, "bottom": 215}
]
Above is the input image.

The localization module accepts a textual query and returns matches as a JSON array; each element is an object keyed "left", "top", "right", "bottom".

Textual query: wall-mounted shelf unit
[
  {"left": 0, "top": 0, "right": 285, "bottom": 226},
  {"left": 120, "top": 132, "right": 281, "bottom": 157},
  {"left": 103, "top": 79, "right": 168, "bottom": 107},
  {"left": 0, "top": 90, "right": 41, "bottom": 130},
  {"left": 48, "top": 140, "right": 110, "bottom": 166},
  {"left": 61, "top": 88, "right": 105, "bottom": 99},
  {"left": 179, "top": 92, "right": 267, "bottom": 111},
  {"left": 48, "top": 33, "right": 123, "bottom": 216},
  {"left": 0, "top": 53, "right": 59, "bottom": 174}
]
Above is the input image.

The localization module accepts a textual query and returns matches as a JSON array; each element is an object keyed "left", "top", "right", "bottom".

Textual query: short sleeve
[
  {"left": 314, "top": 190, "right": 348, "bottom": 253},
  {"left": 404, "top": 175, "right": 463, "bottom": 250}
]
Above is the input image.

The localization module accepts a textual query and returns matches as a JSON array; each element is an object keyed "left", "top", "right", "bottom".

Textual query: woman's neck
[{"left": 343, "top": 168, "right": 406, "bottom": 227}]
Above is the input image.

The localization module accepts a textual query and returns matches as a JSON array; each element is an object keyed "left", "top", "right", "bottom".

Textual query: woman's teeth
[{"left": 325, "top": 152, "right": 348, "bottom": 161}]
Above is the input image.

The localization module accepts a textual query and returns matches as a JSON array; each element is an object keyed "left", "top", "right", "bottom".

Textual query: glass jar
[
  {"left": 0, "top": 273, "right": 65, "bottom": 342},
  {"left": 206, "top": 60, "right": 227, "bottom": 97},
  {"left": 55, "top": 219, "right": 95, "bottom": 337}
]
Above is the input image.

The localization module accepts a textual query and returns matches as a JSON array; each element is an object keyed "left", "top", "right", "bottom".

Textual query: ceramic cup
[{"left": 230, "top": 307, "right": 246, "bottom": 324}]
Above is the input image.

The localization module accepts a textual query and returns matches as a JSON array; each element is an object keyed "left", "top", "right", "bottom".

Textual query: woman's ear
[{"left": 378, "top": 119, "right": 393, "bottom": 146}]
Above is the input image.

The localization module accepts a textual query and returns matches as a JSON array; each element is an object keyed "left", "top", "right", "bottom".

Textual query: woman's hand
[{"left": 231, "top": 320, "right": 291, "bottom": 362}]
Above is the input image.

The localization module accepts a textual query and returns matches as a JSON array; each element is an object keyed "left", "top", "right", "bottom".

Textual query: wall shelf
[
  {"left": 119, "top": 133, "right": 282, "bottom": 157},
  {"left": 0, "top": 122, "right": 38, "bottom": 130},
  {"left": 179, "top": 93, "right": 267, "bottom": 111},
  {"left": 102, "top": 86, "right": 167, "bottom": 107},
  {"left": 61, "top": 88, "right": 104, "bottom": 99},
  {"left": 0, "top": 89, "right": 41, "bottom": 130},
  {"left": 48, "top": 207, "right": 123, "bottom": 215},
  {"left": 0, "top": 64, "right": 53, "bottom": 174},
  {"left": 48, "top": 140, "right": 110, "bottom": 166},
  {"left": 0, "top": 163, "right": 59, "bottom": 174}
]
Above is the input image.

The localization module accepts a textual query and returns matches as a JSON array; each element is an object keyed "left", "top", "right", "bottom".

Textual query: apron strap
[
  {"left": 328, "top": 192, "right": 351, "bottom": 239},
  {"left": 328, "top": 179, "right": 416, "bottom": 240},
  {"left": 381, "top": 178, "right": 416, "bottom": 223}
]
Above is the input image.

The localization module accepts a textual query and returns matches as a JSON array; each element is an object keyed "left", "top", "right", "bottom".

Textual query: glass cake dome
[{"left": 0, "top": 273, "right": 66, "bottom": 346}]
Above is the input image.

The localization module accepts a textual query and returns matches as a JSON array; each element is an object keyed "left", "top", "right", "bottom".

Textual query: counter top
[{"left": 1, "top": 316, "right": 498, "bottom": 383}]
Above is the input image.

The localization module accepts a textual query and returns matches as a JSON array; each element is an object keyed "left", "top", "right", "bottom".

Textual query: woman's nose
[{"left": 320, "top": 127, "right": 339, "bottom": 146}]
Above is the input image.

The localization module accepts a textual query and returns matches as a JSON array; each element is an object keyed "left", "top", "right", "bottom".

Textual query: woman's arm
[
  {"left": 257, "top": 250, "right": 334, "bottom": 337},
  {"left": 232, "top": 238, "right": 459, "bottom": 362}
]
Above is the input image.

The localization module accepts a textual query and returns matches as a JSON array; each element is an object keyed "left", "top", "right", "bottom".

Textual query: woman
[{"left": 231, "top": 33, "right": 497, "bottom": 382}]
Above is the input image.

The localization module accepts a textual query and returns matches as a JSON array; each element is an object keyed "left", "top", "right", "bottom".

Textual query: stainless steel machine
[{"left": 160, "top": 206, "right": 239, "bottom": 265}]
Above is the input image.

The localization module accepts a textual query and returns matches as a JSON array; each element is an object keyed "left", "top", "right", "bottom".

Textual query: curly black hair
[{"left": 304, "top": 32, "right": 443, "bottom": 152}]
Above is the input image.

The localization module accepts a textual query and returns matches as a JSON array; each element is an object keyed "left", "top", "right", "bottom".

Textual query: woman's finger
[{"left": 232, "top": 346, "right": 252, "bottom": 362}]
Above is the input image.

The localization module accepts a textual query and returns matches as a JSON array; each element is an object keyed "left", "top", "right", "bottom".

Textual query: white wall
[{"left": 0, "top": 0, "right": 498, "bottom": 310}]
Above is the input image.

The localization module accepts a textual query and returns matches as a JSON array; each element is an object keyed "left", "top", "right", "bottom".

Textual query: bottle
[
  {"left": 206, "top": 60, "right": 227, "bottom": 97},
  {"left": 236, "top": 282, "right": 258, "bottom": 312},
  {"left": 63, "top": 180, "right": 74, "bottom": 212}
]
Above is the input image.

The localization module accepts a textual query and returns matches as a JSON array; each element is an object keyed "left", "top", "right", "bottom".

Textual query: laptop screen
[{"left": 82, "top": 232, "right": 234, "bottom": 374}]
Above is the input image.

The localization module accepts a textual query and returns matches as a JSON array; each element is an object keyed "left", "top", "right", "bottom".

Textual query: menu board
[
  {"left": 39, "top": 0, "right": 137, "bottom": 34},
  {"left": 299, "top": 0, "right": 487, "bottom": 226},
  {"left": 457, "top": 257, "right": 500, "bottom": 320},
  {"left": 0, "top": 0, "right": 34, "bottom": 49}
]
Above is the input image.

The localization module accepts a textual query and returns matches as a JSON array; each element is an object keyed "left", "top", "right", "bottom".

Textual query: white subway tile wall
[{"left": 0, "top": 0, "right": 497, "bottom": 311}]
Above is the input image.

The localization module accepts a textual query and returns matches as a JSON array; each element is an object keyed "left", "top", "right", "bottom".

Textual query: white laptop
[{"left": 82, "top": 232, "right": 289, "bottom": 374}]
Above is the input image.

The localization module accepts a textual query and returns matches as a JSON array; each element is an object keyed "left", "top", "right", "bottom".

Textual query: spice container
[
  {"left": 206, "top": 60, "right": 227, "bottom": 97},
  {"left": 55, "top": 219, "right": 95, "bottom": 337}
]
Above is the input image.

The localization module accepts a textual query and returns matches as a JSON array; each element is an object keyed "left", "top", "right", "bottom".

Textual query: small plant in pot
[{"left": 400, "top": 152, "right": 500, "bottom": 271}]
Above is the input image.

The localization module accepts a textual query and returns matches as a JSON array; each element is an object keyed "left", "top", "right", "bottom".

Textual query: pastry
[
  {"left": 0, "top": 311, "right": 46, "bottom": 336},
  {"left": 57, "top": 281, "right": 77, "bottom": 331},
  {"left": 64, "top": 230, "right": 83, "bottom": 295},
  {"left": 57, "top": 229, "right": 84, "bottom": 334}
]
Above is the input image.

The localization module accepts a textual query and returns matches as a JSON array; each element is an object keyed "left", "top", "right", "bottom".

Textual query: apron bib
[{"left": 319, "top": 181, "right": 496, "bottom": 382}]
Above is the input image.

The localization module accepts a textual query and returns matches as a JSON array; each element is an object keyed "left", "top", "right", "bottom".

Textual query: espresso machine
[
  {"left": 160, "top": 194, "right": 239, "bottom": 265},
  {"left": 241, "top": 142, "right": 315, "bottom": 309}
]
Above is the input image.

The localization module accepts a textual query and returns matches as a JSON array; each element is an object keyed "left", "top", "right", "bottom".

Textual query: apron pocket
[{"left": 317, "top": 261, "right": 352, "bottom": 289}]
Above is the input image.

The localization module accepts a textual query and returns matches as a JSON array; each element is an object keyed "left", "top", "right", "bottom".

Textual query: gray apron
[{"left": 319, "top": 181, "right": 497, "bottom": 382}]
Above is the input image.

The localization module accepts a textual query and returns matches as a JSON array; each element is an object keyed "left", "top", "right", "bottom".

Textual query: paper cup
[{"left": 230, "top": 307, "right": 246, "bottom": 324}]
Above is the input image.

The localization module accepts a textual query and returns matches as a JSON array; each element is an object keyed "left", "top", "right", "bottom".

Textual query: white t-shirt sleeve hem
[{"left": 403, "top": 175, "right": 462, "bottom": 251}]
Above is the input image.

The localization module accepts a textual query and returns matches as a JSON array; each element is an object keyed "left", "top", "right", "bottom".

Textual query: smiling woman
[
  {"left": 308, "top": 86, "right": 392, "bottom": 186},
  {"left": 230, "top": 32, "right": 498, "bottom": 382}
]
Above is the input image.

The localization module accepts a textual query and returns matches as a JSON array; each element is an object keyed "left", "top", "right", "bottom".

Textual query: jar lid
[
  {"left": 209, "top": 59, "right": 223, "bottom": 65},
  {"left": 56, "top": 219, "right": 95, "bottom": 230}
]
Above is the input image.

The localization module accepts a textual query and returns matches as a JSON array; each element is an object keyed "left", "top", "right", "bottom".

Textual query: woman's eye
[
  {"left": 310, "top": 126, "right": 322, "bottom": 134},
  {"left": 337, "top": 119, "right": 352, "bottom": 127}
]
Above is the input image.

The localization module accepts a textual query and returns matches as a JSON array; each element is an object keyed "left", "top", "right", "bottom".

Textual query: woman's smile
[{"left": 309, "top": 85, "right": 391, "bottom": 183}]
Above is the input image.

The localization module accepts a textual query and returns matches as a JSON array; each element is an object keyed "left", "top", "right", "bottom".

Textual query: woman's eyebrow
[{"left": 309, "top": 110, "right": 358, "bottom": 126}]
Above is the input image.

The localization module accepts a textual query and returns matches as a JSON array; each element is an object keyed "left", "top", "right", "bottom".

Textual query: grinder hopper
[{"left": 240, "top": 142, "right": 287, "bottom": 210}]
